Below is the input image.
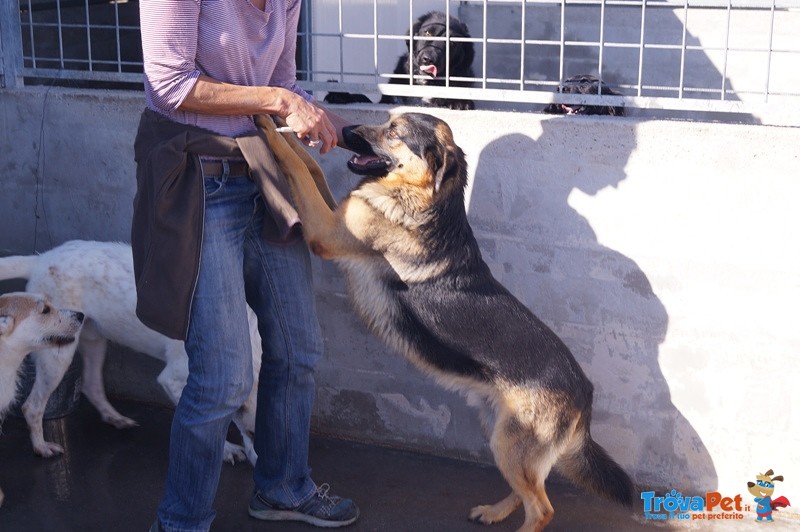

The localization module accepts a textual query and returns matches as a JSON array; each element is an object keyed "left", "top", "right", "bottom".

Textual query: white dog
[
  {"left": 0, "top": 241, "right": 261, "bottom": 465},
  {"left": 0, "top": 292, "right": 85, "bottom": 506}
]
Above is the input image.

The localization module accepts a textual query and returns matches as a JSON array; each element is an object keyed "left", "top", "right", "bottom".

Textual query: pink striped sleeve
[
  {"left": 140, "top": 0, "right": 203, "bottom": 112},
  {"left": 271, "top": 0, "right": 313, "bottom": 102}
]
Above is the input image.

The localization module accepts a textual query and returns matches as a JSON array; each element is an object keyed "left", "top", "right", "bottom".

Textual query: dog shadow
[{"left": 467, "top": 122, "right": 717, "bottom": 492}]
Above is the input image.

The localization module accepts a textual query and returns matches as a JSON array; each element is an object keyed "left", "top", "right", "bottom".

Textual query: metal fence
[
  {"left": 7, "top": 0, "right": 142, "bottom": 86},
  {"left": 2, "top": 0, "right": 799, "bottom": 119}
]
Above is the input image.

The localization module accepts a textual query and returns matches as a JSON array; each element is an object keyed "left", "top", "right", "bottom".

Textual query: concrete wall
[{"left": 1, "top": 87, "right": 798, "bottom": 498}]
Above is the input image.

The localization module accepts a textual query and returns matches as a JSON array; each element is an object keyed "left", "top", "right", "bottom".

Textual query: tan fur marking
[{"left": 499, "top": 385, "right": 580, "bottom": 444}]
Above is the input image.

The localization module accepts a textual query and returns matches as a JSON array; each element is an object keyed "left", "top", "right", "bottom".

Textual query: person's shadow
[{"left": 467, "top": 120, "right": 716, "bottom": 492}]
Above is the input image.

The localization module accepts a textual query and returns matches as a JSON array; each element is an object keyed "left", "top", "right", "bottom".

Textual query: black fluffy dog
[
  {"left": 543, "top": 75, "right": 626, "bottom": 116},
  {"left": 379, "top": 11, "right": 475, "bottom": 110}
]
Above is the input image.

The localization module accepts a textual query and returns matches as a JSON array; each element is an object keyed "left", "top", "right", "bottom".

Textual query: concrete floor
[{"left": 0, "top": 400, "right": 796, "bottom": 532}]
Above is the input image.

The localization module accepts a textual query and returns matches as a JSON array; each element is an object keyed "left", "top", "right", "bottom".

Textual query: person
[{"left": 134, "top": 1, "right": 359, "bottom": 530}]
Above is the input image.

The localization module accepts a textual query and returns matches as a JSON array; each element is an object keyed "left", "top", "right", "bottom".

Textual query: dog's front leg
[
  {"left": 22, "top": 346, "right": 77, "bottom": 457},
  {"left": 258, "top": 116, "right": 368, "bottom": 259}
]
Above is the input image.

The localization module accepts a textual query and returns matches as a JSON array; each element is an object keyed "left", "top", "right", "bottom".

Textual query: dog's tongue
[
  {"left": 420, "top": 64, "right": 438, "bottom": 78},
  {"left": 351, "top": 154, "right": 384, "bottom": 168}
]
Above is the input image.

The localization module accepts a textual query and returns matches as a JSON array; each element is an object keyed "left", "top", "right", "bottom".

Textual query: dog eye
[
  {"left": 41, "top": 305, "right": 51, "bottom": 315},
  {"left": 387, "top": 129, "right": 398, "bottom": 139}
]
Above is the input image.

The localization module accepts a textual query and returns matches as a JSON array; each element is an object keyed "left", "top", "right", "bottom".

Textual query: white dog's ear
[{"left": 0, "top": 316, "right": 13, "bottom": 336}]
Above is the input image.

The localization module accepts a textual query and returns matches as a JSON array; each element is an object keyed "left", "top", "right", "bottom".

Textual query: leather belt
[{"left": 200, "top": 159, "right": 250, "bottom": 178}]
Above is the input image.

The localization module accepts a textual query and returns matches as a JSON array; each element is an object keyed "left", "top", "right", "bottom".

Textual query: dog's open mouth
[
  {"left": 44, "top": 335, "right": 77, "bottom": 346},
  {"left": 347, "top": 154, "right": 391, "bottom": 176},
  {"left": 343, "top": 125, "right": 392, "bottom": 177}
]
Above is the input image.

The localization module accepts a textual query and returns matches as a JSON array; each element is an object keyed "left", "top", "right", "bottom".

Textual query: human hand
[{"left": 282, "top": 94, "right": 338, "bottom": 154}]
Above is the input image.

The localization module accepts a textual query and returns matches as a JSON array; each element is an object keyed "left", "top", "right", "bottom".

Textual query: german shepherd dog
[
  {"left": 262, "top": 113, "right": 634, "bottom": 530},
  {"left": 543, "top": 74, "right": 626, "bottom": 116},
  {"left": 379, "top": 11, "right": 476, "bottom": 110}
]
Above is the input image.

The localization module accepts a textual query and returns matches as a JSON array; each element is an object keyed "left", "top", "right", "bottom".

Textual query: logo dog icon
[{"left": 747, "top": 469, "right": 791, "bottom": 522}]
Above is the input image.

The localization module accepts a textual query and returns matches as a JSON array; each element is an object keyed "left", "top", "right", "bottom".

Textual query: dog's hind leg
[
  {"left": 79, "top": 320, "right": 138, "bottom": 429},
  {"left": 22, "top": 344, "right": 78, "bottom": 457},
  {"left": 499, "top": 450, "right": 554, "bottom": 532},
  {"left": 532, "top": 482, "right": 555, "bottom": 531},
  {"left": 476, "top": 409, "right": 559, "bottom": 532},
  {"left": 468, "top": 395, "right": 525, "bottom": 523},
  {"left": 231, "top": 413, "right": 256, "bottom": 465}
]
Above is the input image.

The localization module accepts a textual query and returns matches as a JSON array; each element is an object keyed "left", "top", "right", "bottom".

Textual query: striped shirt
[{"left": 140, "top": 0, "right": 312, "bottom": 137}]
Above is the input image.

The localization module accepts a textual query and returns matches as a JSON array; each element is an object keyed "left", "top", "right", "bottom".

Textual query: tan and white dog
[
  {"left": 0, "top": 241, "right": 261, "bottom": 465},
  {"left": 0, "top": 292, "right": 84, "bottom": 506}
]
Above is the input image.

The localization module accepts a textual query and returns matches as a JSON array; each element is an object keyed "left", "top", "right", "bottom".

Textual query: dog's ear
[
  {"left": 765, "top": 469, "right": 774, "bottom": 477},
  {"left": 772, "top": 475, "right": 784, "bottom": 482},
  {"left": 451, "top": 18, "right": 470, "bottom": 38},
  {"left": 430, "top": 145, "right": 463, "bottom": 195},
  {"left": 0, "top": 315, "right": 13, "bottom": 336}
]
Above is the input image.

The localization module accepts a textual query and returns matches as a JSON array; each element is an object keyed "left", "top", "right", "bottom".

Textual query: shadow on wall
[{"left": 467, "top": 121, "right": 716, "bottom": 492}]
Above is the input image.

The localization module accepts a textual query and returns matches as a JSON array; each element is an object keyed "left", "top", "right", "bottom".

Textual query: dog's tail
[
  {"left": 0, "top": 254, "right": 36, "bottom": 282},
  {"left": 558, "top": 416, "right": 635, "bottom": 507}
]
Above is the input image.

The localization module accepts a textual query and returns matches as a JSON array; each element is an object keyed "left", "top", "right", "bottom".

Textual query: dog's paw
[
  {"left": 103, "top": 413, "right": 138, "bottom": 429},
  {"left": 35, "top": 441, "right": 65, "bottom": 458},
  {"left": 469, "top": 504, "right": 503, "bottom": 524},
  {"left": 449, "top": 99, "right": 475, "bottom": 111},
  {"left": 429, "top": 98, "right": 475, "bottom": 110},
  {"left": 223, "top": 441, "right": 247, "bottom": 465}
]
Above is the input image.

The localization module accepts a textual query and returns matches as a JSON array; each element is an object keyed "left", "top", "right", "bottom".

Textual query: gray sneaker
[{"left": 249, "top": 483, "right": 359, "bottom": 528}]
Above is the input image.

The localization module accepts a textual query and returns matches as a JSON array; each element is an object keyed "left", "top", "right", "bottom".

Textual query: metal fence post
[{"left": 0, "top": 1, "right": 23, "bottom": 88}]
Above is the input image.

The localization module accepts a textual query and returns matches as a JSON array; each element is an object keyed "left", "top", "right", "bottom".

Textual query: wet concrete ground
[{"left": 0, "top": 400, "right": 796, "bottom": 531}]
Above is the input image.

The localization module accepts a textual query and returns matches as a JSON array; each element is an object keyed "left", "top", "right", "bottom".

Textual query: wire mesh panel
[
  {"left": 300, "top": 0, "right": 800, "bottom": 119},
  {"left": 17, "top": 0, "right": 142, "bottom": 84},
  {"left": 7, "top": 0, "right": 800, "bottom": 119}
]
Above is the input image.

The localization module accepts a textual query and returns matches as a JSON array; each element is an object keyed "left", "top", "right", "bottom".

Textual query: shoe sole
[{"left": 248, "top": 507, "right": 359, "bottom": 528}]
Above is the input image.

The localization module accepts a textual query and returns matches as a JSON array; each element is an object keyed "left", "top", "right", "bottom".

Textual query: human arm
[
  {"left": 179, "top": 76, "right": 340, "bottom": 154},
  {"left": 140, "top": 0, "right": 342, "bottom": 153}
]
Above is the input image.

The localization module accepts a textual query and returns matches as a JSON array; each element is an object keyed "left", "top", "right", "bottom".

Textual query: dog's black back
[
  {"left": 405, "top": 183, "right": 589, "bottom": 404},
  {"left": 355, "top": 112, "right": 592, "bottom": 401},
  {"left": 380, "top": 12, "right": 475, "bottom": 110}
]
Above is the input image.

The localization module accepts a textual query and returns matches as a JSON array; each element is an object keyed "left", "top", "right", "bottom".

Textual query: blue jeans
[{"left": 157, "top": 161, "right": 321, "bottom": 532}]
